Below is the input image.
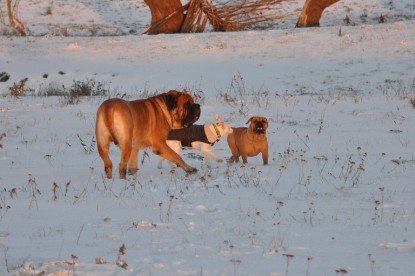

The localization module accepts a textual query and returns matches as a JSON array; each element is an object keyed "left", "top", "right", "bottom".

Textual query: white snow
[{"left": 1, "top": 0, "right": 415, "bottom": 275}]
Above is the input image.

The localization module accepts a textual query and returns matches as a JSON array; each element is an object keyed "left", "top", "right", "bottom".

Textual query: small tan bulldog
[{"left": 227, "top": 116, "right": 268, "bottom": 165}]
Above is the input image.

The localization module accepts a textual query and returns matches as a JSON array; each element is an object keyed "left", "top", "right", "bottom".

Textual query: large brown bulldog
[
  {"left": 95, "top": 90, "right": 200, "bottom": 178},
  {"left": 227, "top": 116, "right": 268, "bottom": 165}
]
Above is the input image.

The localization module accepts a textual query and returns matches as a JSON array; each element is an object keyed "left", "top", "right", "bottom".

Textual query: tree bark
[
  {"left": 144, "top": 0, "right": 186, "bottom": 34},
  {"left": 296, "top": 0, "right": 340, "bottom": 27}
]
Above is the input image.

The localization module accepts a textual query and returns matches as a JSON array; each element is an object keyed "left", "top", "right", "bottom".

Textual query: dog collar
[{"left": 213, "top": 123, "right": 221, "bottom": 140}]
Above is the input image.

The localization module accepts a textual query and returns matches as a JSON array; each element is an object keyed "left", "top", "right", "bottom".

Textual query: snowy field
[{"left": 1, "top": 0, "right": 415, "bottom": 275}]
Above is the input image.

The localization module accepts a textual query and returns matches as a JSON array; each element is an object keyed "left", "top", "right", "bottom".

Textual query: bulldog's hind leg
[
  {"left": 96, "top": 119, "right": 114, "bottom": 178},
  {"left": 127, "top": 148, "right": 139, "bottom": 175},
  {"left": 117, "top": 140, "right": 133, "bottom": 179},
  {"left": 97, "top": 138, "right": 113, "bottom": 178},
  {"left": 226, "top": 135, "right": 240, "bottom": 163}
]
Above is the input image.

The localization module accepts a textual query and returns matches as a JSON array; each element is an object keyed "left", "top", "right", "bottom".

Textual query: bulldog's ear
[
  {"left": 166, "top": 92, "right": 178, "bottom": 110},
  {"left": 246, "top": 117, "right": 254, "bottom": 124}
]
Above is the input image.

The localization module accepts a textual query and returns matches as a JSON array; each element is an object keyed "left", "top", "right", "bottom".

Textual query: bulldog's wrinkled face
[
  {"left": 167, "top": 90, "right": 201, "bottom": 129},
  {"left": 247, "top": 116, "right": 268, "bottom": 134},
  {"left": 183, "top": 102, "right": 201, "bottom": 127}
]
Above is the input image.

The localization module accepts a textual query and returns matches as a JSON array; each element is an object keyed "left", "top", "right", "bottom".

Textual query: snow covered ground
[{"left": 1, "top": 0, "right": 415, "bottom": 275}]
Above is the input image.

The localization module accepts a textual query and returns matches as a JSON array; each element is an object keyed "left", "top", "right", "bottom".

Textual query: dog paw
[
  {"left": 226, "top": 157, "right": 238, "bottom": 163},
  {"left": 187, "top": 167, "right": 198, "bottom": 174},
  {"left": 128, "top": 168, "right": 138, "bottom": 175},
  {"left": 119, "top": 173, "right": 127, "bottom": 180}
]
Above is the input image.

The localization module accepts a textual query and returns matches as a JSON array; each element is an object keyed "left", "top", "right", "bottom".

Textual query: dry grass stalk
[
  {"left": 203, "top": 0, "right": 290, "bottom": 32},
  {"left": 181, "top": 0, "right": 208, "bottom": 32},
  {"left": 9, "top": 78, "right": 27, "bottom": 97}
]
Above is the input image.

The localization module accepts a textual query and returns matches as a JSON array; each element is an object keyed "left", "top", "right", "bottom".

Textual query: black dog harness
[{"left": 167, "top": 124, "right": 221, "bottom": 147}]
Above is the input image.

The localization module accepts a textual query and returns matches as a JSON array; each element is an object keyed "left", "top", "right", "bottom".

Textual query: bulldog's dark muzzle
[
  {"left": 253, "top": 121, "right": 267, "bottom": 134},
  {"left": 184, "top": 103, "right": 201, "bottom": 127}
]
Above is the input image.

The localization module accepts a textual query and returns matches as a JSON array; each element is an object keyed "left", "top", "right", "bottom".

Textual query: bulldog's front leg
[{"left": 153, "top": 142, "right": 197, "bottom": 173}]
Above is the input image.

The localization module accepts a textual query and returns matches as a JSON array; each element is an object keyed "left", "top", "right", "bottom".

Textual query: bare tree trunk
[
  {"left": 6, "top": 0, "right": 14, "bottom": 26},
  {"left": 144, "top": 0, "right": 186, "bottom": 34},
  {"left": 144, "top": 0, "right": 296, "bottom": 34},
  {"left": 6, "top": 0, "right": 26, "bottom": 35},
  {"left": 296, "top": 0, "right": 340, "bottom": 27}
]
